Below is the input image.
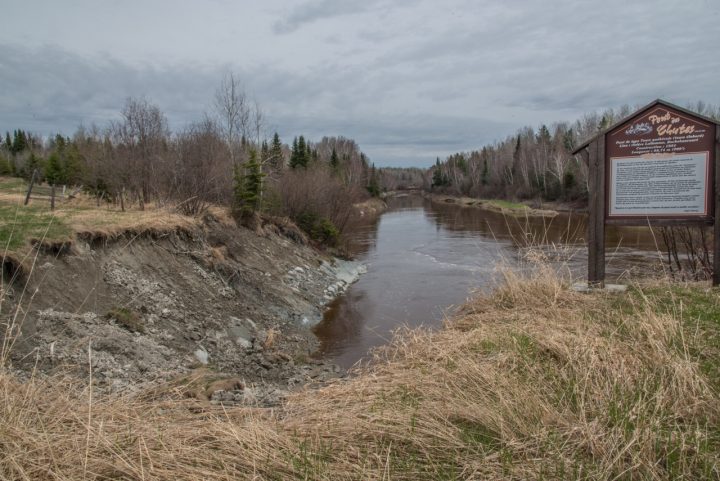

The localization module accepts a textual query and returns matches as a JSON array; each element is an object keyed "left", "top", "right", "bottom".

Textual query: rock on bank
[{"left": 3, "top": 213, "right": 364, "bottom": 403}]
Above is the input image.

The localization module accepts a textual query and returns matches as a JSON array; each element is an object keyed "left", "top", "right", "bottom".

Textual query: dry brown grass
[
  {"left": 64, "top": 206, "right": 201, "bottom": 243},
  {"left": 1, "top": 267, "right": 718, "bottom": 480},
  {"left": 1, "top": 187, "right": 206, "bottom": 278}
]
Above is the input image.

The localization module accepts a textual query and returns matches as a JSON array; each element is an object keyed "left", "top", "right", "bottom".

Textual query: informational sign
[
  {"left": 606, "top": 104, "right": 715, "bottom": 220},
  {"left": 609, "top": 153, "right": 708, "bottom": 216},
  {"left": 572, "top": 99, "right": 720, "bottom": 286}
]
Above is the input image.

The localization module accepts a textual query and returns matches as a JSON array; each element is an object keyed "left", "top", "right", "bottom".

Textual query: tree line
[
  {"left": 422, "top": 102, "right": 720, "bottom": 204},
  {"left": 0, "top": 73, "right": 382, "bottom": 246}
]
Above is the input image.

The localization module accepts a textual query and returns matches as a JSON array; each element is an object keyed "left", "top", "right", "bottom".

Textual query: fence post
[
  {"left": 24, "top": 169, "right": 37, "bottom": 206},
  {"left": 50, "top": 184, "right": 56, "bottom": 211}
]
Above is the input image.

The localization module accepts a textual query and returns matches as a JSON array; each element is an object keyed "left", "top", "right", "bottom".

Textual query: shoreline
[{"left": 422, "top": 192, "right": 562, "bottom": 218}]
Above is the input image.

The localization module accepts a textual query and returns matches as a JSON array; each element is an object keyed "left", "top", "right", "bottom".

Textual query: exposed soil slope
[{"left": 3, "top": 213, "right": 364, "bottom": 403}]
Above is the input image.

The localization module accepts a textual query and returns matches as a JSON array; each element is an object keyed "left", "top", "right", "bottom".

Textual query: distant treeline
[
  {"left": 0, "top": 74, "right": 383, "bottom": 246},
  {"left": 382, "top": 102, "right": 720, "bottom": 204}
]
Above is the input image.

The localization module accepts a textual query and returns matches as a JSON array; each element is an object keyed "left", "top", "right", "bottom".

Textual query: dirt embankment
[
  {"left": 3, "top": 213, "right": 365, "bottom": 405},
  {"left": 353, "top": 197, "right": 387, "bottom": 217}
]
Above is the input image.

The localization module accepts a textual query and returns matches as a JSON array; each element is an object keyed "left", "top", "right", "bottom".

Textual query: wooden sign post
[{"left": 573, "top": 99, "right": 720, "bottom": 286}]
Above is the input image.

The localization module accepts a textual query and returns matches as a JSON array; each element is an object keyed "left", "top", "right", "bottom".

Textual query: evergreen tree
[
  {"left": 481, "top": 153, "right": 489, "bottom": 186},
  {"left": 62, "top": 142, "right": 83, "bottom": 184},
  {"left": 53, "top": 133, "right": 67, "bottom": 151},
  {"left": 260, "top": 140, "right": 269, "bottom": 163},
  {"left": 291, "top": 135, "right": 309, "bottom": 169},
  {"left": 290, "top": 136, "right": 301, "bottom": 169},
  {"left": 297, "top": 136, "right": 306, "bottom": 159},
  {"left": 12, "top": 130, "right": 28, "bottom": 154},
  {"left": 329, "top": 147, "right": 339, "bottom": 171},
  {"left": 367, "top": 163, "right": 380, "bottom": 197},
  {"left": 4, "top": 132, "right": 11, "bottom": 150},
  {"left": 23, "top": 153, "right": 41, "bottom": 180},
  {"left": 45, "top": 152, "right": 64, "bottom": 185},
  {"left": 234, "top": 149, "right": 265, "bottom": 217},
  {"left": 537, "top": 125, "right": 551, "bottom": 145},
  {"left": 513, "top": 136, "right": 521, "bottom": 162},
  {"left": 270, "top": 132, "right": 283, "bottom": 170},
  {"left": 431, "top": 167, "right": 449, "bottom": 188}
]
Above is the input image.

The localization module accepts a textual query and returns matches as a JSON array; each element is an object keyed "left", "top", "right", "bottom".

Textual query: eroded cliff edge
[{"left": 2, "top": 212, "right": 365, "bottom": 405}]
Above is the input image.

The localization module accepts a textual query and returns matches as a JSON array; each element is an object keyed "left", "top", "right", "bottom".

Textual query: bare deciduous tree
[
  {"left": 110, "top": 97, "right": 170, "bottom": 209},
  {"left": 214, "top": 72, "right": 249, "bottom": 165}
]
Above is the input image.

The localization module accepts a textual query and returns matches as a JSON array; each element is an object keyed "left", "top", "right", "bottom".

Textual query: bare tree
[
  {"left": 250, "top": 99, "right": 265, "bottom": 146},
  {"left": 214, "top": 72, "right": 249, "bottom": 165},
  {"left": 111, "top": 97, "right": 170, "bottom": 209},
  {"left": 172, "top": 119, "right": 231, "bottom": 214}
]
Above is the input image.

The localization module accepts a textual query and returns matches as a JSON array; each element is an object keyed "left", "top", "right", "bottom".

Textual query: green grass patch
[
  {"left": 482, "top": 199, "right": 528, "bottom": 211},
  {"left": 106, "top": 307, "right": 144, "bottom": 333},
  {"left": 0, "top": 176, "right": 28, "bottom": 194},
  {"left": 0, "top": 201, "right": 72, "bottom": 253},
  {"left": 630, "top": 284, "right": 720, "bottom": 390},
  {"left": 454, "top": 419, "right": 502, "bottom": 451}
]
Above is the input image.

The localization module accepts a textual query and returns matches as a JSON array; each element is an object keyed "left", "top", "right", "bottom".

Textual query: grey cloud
[
  {"left": 1, "top": 0, "right": 718, "bottom": 168},
  {"left": 273, "top": 0, "right": 377, "bottom": 34},
  {"left": 0, "top": 44, "right": 221, "bottom": 134},
  {"left": 273, "top": 0, "right": 421, "bottom": 35},
  {"left": 0, "top": 44, "right": 508, "bottom": 167}
]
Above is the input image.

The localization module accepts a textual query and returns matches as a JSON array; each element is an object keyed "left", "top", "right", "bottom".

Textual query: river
[{"left": 314, "top": 194, "right": 665, "bottom": 368}]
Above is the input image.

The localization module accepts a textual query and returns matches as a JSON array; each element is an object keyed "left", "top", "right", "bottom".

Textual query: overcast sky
[{"left": 1, "top": 0, "right": 719, "bottom": 167}]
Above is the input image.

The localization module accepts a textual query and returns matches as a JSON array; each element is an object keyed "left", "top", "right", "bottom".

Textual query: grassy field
[
  {"left": 0, "top": 202, "right": 72, "bottom": 252},
  {"left": 0, "top": 176, "right": 202, "bottom": 264},
  {"left": 0, "top": 266, "right": 717, "bottom": 480}
]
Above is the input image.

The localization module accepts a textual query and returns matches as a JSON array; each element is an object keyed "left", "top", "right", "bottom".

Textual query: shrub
[
  {"left": 268, "top": 165, "right": 364, "bottom": 245},
  {"left": 296, "top": 212, "right": 340, "bottom": 246},
  {"left": 0, "top": 155, "right": 12, "bottom": 175},
  {"left": 106, "top": 307, "right": 144, "bottom": 333}
]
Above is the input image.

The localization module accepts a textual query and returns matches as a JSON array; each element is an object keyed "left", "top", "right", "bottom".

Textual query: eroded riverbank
[{"left": 3, "top": 213, "right": 364, "bottom": 405}]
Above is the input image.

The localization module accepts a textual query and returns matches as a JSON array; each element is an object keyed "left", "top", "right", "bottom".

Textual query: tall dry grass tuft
[{"left": 0, "top": 264, "right": 718, "bottom": 479}]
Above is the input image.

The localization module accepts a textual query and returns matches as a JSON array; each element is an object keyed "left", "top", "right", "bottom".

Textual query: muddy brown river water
[{"left": 314, "top": 194, "right": 665, "bottom": 368}]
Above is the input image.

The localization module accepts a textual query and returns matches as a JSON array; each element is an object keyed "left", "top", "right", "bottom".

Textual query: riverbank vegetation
[
  {"left": 0, "top": 73, "right": 382, "bottom": 252},
  {"left": 1, "top": 265, "right": 717, "bottom": 480}
]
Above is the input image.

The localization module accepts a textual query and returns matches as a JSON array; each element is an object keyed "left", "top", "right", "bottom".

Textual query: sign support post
[
  {"left": 714, "top": 126, "right": 720, "bottom": 286},
  {"left": 587, "top": 137, "right": 605, "bottom": 286}
]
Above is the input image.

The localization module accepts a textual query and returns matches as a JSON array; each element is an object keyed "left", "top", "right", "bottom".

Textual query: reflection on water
[{"left": 314, "top": 194, "right": 664, "bottom": 368}]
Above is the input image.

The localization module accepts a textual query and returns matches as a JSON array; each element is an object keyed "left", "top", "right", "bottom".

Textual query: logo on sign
[{"left": 624, "top": 122, "right": 653, "bottom": 136}]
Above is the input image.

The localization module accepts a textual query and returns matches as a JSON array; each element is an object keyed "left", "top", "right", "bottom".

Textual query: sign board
[
  {"left": 606, "top": 104, "right": 715, "bottom": 222},
  {"left": 571, "top": 99, "right": 720, "bottom": 286}
]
